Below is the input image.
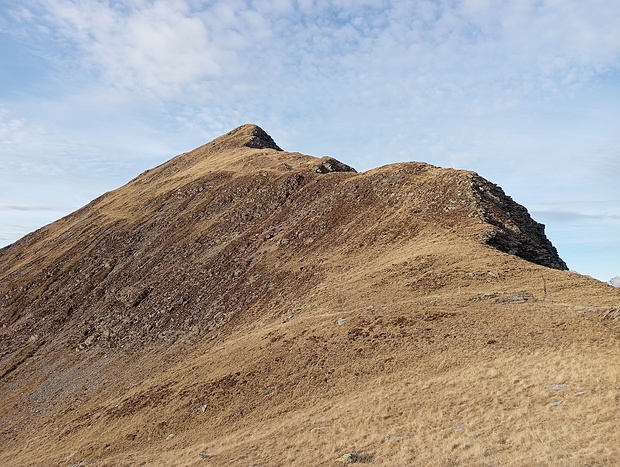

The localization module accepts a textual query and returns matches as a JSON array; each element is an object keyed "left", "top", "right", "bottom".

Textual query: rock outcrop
[{"left": 470, "top": 176, "right": 568, "bottom": 271}]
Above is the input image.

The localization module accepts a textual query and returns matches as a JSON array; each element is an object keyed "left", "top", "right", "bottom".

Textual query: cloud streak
[
  {"left": 532, "top": 210, "right": 620, "bottom": 223},
  {"left": 0, "top": 203, "right": 60, "bottom": 212}
]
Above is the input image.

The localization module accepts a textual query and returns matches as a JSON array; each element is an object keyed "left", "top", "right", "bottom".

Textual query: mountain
[
  {"left": 609, "top": 276, "right": 620, "bottom": 287},
  {"left": 1, "top": 124, "right": 619, "bottom": 466}
]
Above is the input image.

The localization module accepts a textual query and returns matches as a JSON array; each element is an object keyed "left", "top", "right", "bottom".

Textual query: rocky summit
[{"left": 1, "top": 125, "right": 619, "bottom": 466}]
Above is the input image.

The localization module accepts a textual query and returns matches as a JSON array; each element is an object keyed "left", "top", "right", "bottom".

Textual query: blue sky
[{"left": 1, "top": 0, "right": 619, "bottom": 281}]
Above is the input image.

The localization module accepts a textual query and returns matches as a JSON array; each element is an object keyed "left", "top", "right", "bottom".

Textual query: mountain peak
[
  {"left": 4, "top": 124, "right": 620, "bottom": 466},
  {"left": 212, "top": 123, "right": 283, "bottom": 151}
]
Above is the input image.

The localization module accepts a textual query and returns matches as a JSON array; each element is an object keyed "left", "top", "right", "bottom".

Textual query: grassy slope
[{"left": 1, "top": 126, "right": 620, "bottom": 466}]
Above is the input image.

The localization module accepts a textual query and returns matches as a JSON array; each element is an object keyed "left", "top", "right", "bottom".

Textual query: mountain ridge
[
  {"left": 0, "top": 125, "right": 566, "bottom": 354},
  {"left": 1, "top": 125, "right": 619, "bottom": 466}
]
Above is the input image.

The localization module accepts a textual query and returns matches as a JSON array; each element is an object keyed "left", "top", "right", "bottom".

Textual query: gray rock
[{"left": 546, "top": 384, "right": 567, "bottom": 391}]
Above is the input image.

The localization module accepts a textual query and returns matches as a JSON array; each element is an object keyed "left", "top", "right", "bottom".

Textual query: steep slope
[
  {"left": 1, "top": 125, "right": 619, "bottom": 466},
  {"left": 0, "top": 124, "right": 565, "bottom": 354}
]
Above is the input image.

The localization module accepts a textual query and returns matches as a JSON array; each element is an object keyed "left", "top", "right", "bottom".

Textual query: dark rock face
[
  {"left": 313, "top": 157, "right": 357, "bottom": 174},
  {"left": 191, "top": 124, "right": 283, "bottom": 156},
  {"left": 225, "top": 124, "right": 283, "bottom": 151},
  {"left": 241, "top": 125, "right": 283, "bottom": 151},
  {"left": 470, "top": 175, "right": 568, "bottom": 271}
]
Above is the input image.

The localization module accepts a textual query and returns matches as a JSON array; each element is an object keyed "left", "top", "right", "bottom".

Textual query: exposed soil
[{"left": 1, "top": 124, "right": 619, "bottom": 466}]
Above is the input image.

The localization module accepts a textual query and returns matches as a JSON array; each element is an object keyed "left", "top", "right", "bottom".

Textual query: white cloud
[
  {"left": 0, "top": 108, "right": 29, "bottom": 147},
  {"left": 10, "top": 0, "right": 619, "bottom": 112},
  {"left": 17, "top": 0, "right": 222, "bottom": 98}
]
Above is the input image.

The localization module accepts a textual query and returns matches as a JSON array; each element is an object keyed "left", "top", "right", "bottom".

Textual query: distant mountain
[{"left": 609, "top": 276, "right": 620, "bottom": 287}]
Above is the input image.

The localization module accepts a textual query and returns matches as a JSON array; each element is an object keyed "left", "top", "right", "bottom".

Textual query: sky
[{"left": 0, "top": 0, "right": 619, "bottom": 282}]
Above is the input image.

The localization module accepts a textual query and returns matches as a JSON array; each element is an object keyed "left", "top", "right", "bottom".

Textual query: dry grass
[
  {"left": 6, "top": 287, "right": 619, "bottom": 466},
  {"left": 148, "top": 344, "right": 619, "bottom": 466}
]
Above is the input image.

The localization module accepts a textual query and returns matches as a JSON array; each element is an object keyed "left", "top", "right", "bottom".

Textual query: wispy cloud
[
  {"left": 0, "top": 202, "right": 60, "bottom": 212},
  {"left": 5, "top": 1, "right": 620, "bottom": 171},
  {"left": 532, "top": 207, "right": 620, "bottom": 281},
  {"left": 0, "top": 223, "right": 35, "bottom": 247},
  {"left": 11, "top": 1, "right": 620, "bottom": 104},
  {"left": 11, "top": 0, "right": 247, "bottom": 99},
  {"left": 0, "top": 108, "right": 30, "bottom": 147},
  {"left": 532, "top": 210, "right": 620, "bottom": 223}
]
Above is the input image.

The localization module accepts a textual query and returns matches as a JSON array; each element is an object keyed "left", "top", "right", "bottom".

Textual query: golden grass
[{"left": 154, "top": 345, "right": 619, "bottom": 466}]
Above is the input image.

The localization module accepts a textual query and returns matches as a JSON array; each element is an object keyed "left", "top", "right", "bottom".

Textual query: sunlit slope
[{"left": 1, "top": 124, "right": 619, "bottom": 466}]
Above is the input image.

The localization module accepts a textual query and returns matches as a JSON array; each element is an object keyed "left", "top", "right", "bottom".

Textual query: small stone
[
  {"left": 546, "top": 384, "right": 568, "bottom": 391},
  {"left": 336, "top": 453, "right": 359, "bottom": 464},
  {"left": 546, "top": 401, "right": 562, "bottom": 407},
  {"left": 311, "top": 426, "right": 328, "bottom": 432},
  {"left": 337, "top": 318, "right": 348, "bottom": 325}
]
